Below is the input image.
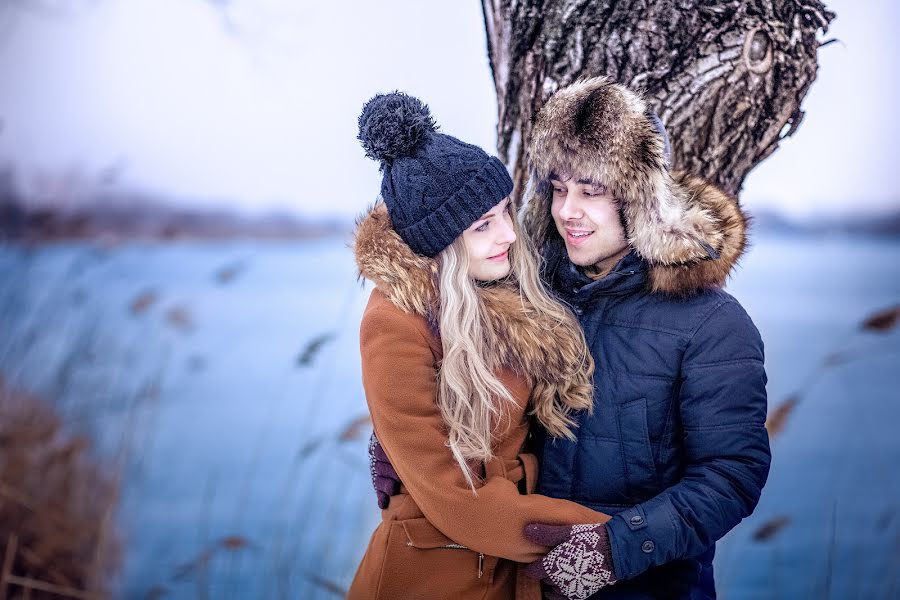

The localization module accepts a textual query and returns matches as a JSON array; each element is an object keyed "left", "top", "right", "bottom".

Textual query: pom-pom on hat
[{"left": 357, "top": 92, "right": 513, "bottom": 257}]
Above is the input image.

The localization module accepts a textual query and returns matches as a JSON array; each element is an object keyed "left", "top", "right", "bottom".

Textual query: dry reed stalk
[
  {"left": 0, "top": 376, "right": 121, "bottom": 598},
  {"left": 129, "top": 290, "right": 158, "bottom": 315},
  {"left": 3, "top": 575, "right": 101, "bottom": 600},
  {"left": 860, "top": 305, "right": 900, "bottom": 333},
  {"left": 766, "top": 303, "right": 900, "bottom": 440},
  {"left": 751, "top": 516, "right": 792, "bottom": 542},
  {"left": 2, "top": 534, "right": 18, "bottom": 600},
  {"left": 296, "top": 332, "right": 335, "bottom": 367},
  {"left": 337, "top": 415, "right": 372, "bottom": 442},
  {"left": 765, "top": 395, "right": 799, "bottom": 439}
]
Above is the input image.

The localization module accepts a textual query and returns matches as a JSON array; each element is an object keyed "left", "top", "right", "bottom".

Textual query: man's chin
[
  {"left": 565, "top": 245, "right": 632, "bottom": 269},
  {"left": 563, "top": 243, "right": 601, "bottom": 267}
]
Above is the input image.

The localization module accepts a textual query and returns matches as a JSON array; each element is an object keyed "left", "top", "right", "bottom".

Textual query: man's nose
[{"left": 558, "top": 195, "right": 582, "bottom": 221}]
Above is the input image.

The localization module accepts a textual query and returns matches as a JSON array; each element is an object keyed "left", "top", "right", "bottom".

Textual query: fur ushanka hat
[
  {"left": 357, "top": 92, "right": 513, "bottom": 258},
  {"left": 522, "top": 76, "right": 750, "bottom": 293}
]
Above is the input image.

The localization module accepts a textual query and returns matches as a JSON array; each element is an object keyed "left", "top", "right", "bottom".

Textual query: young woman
[{"left": 348, "top": 92, "right": 612, "bottom": 600}]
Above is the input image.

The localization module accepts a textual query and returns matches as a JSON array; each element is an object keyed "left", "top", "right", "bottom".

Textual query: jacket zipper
[{"left": 406, "top": 542, "right": 486, "bottom": 578}]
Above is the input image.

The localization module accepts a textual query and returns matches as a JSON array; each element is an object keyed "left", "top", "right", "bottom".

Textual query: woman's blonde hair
[{"left": 435, "top": 203, "right": 593, "bottom": 489}]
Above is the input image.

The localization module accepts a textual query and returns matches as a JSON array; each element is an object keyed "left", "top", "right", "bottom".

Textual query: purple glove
[
  {"left": 523, "top": 523, "right": 618, "bottom": 600},
  {"left": 368, "top": 432, "right": 401, "bottom": 509}
]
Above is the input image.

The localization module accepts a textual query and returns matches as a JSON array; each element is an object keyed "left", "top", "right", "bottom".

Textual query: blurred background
[{"left": 0, "top": 0, "right": 898, "bottom": 598}]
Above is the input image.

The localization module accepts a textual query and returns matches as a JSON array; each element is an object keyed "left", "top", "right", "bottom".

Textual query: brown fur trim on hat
[
  {"left": 523, "top": 76, "right": 750, "bottom": 297},
  {"left": 528, "top": 76, "right": 721, "bottom": 264},
  {"left": 646, "top": 173, "right": 749, "bottom": 296}
]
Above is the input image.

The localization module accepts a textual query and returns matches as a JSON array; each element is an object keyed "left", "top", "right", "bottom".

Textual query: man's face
[{"left": 549, "top": 174, "right": 629, "bottom": 267}]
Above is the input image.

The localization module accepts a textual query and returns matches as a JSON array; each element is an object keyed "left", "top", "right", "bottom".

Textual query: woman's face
[{"left": 461, "top": 197, "right": 517, "bottom": 282}]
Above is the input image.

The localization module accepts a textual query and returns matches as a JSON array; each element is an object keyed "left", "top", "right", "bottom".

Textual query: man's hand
[
  {"left": 523, "top": 523, "right": 618, "bottom": 600},
  {"left": 368, "top": 432, "right": 401, "bottom": 509}
]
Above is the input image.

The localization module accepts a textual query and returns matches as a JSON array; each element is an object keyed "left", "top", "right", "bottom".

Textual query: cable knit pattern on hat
[{"left": 358, "top": 92, "right": 513, "bottom": 257}]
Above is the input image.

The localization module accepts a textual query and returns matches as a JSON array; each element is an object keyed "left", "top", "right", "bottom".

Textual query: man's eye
[
  {"left": 475, "top": 222, "right": 489, "bottom": 232},
  {"left": 552, "top": 188, "right": 565, "bottom": 194}
]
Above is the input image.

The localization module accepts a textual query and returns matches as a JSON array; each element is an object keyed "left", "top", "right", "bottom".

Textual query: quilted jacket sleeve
[{"left": 606, "top": 298, "right": 771, "bottom": 580}]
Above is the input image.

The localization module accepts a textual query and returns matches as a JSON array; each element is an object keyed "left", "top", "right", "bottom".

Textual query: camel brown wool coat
[{"left": 347, "top": 204, "right": 610, "bottom": 600}]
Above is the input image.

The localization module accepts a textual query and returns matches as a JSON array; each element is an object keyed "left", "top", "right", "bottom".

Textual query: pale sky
[{"left": 0, "top": 0, "right": 896, "bottom": 220}]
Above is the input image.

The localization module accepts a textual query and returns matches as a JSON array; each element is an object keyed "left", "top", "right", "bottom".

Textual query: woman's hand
[{"left": 523, "top": 522, "right": 618, "bottom": 600}]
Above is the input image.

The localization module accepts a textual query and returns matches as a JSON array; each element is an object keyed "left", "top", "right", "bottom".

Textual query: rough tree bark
[{"left": 481, "top": 0, "right": 835, "bottom": 200}]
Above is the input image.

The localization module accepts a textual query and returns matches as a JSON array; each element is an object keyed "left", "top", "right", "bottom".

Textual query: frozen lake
[{"left": 1, "top": 233, "right": 898, "bottom": 599}]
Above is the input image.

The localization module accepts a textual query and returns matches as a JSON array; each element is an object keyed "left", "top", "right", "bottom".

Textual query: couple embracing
[{"left": 348, "top": 77, "right": 770, "bottom": 600}]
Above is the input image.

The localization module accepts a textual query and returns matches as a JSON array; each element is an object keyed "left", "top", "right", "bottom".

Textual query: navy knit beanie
[{"left": 357, "top": 92, "right": 513, "bottom": 257}]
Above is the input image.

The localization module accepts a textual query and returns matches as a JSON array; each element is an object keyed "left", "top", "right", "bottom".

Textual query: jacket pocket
[
  {"left": 617, "top": 398, "right": 661, "bottom": 501},
  {"left": 372, "top": 518, "right": 497, "bottom": 599},
  {"left": 403, "top": 519, "right": 499, "bottom": 579},
  {"left": 402, "top": 518, "right": 469, "bottom": 550}
]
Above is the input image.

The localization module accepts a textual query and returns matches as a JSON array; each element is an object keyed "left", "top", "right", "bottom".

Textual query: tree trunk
[{"left": 481, "top": 0, "right": 835, "bottom": 200}]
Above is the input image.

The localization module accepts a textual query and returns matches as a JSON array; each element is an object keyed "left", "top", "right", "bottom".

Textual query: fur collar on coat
[{"left": 353, "top": 202, "right": 593, "bottom": 419}]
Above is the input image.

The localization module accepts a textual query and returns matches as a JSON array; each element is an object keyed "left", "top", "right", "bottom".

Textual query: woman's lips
[
  {"left": 488, "top": 250, "right": 509, "bottom": 262},
  {"left": 566, "top": 230, "right": 594, "bottom": 247}
]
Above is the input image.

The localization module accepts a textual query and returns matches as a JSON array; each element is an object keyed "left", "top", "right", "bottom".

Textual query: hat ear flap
[
  {"left": 623, "top": 169, "right": 726, "bottom": 266},
  {"left": 620, "top": 109, "right": 722, "bottom": 266},
  {"left": 521, "top": 175, "right": 556, "bottom": 249},
  {"left": 647, "top": 111, "right": 672, "bottom": 169}
]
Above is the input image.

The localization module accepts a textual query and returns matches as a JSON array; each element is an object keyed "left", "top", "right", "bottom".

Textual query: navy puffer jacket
[
  {"left": 519, "top": 76, "right": 770, "bottom": 598},
  {"left": 535, "top": 238, "right": 771, "bottom": 599}
]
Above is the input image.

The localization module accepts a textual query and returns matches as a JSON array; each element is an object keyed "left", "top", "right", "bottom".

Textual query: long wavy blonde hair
[{"left": 435, "top": 203, "right": 593, "bottom": 489}]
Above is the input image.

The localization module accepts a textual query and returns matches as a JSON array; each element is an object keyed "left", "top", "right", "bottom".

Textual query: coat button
[
  {"left": 630, "top": 515, "right": 644, "bottom": 526},
  {"left": 641, "top": 540, "right": 655, "bottom": 553},
  {"left": 573, "top": 307, "right": 584, "bottom": 316}
]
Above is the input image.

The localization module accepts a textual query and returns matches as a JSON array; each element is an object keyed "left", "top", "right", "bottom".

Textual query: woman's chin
[{"left": 470, "top": 260, "right": 511, "bottom": 282}]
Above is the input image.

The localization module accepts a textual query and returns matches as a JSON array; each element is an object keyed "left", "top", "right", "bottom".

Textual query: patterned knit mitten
[{"left": 523, "top": 522, "right": 618, "bottom": 600}]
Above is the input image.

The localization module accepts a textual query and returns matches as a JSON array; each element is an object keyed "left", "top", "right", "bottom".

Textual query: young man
[
  {"left": 372, "top": 77, "right": 770, "bottom": 599},
  {"left": 515, "top": 76, "right": 770, "bottom": 599}
]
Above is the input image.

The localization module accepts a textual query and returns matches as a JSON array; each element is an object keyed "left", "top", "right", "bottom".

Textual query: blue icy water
[{"left": 1, "top": 233, "right": 898, "bottom": 599}]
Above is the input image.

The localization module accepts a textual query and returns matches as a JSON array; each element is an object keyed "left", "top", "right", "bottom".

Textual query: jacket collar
[{"left": 544, "top": 239, "right": 648, "bottom": 301}]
